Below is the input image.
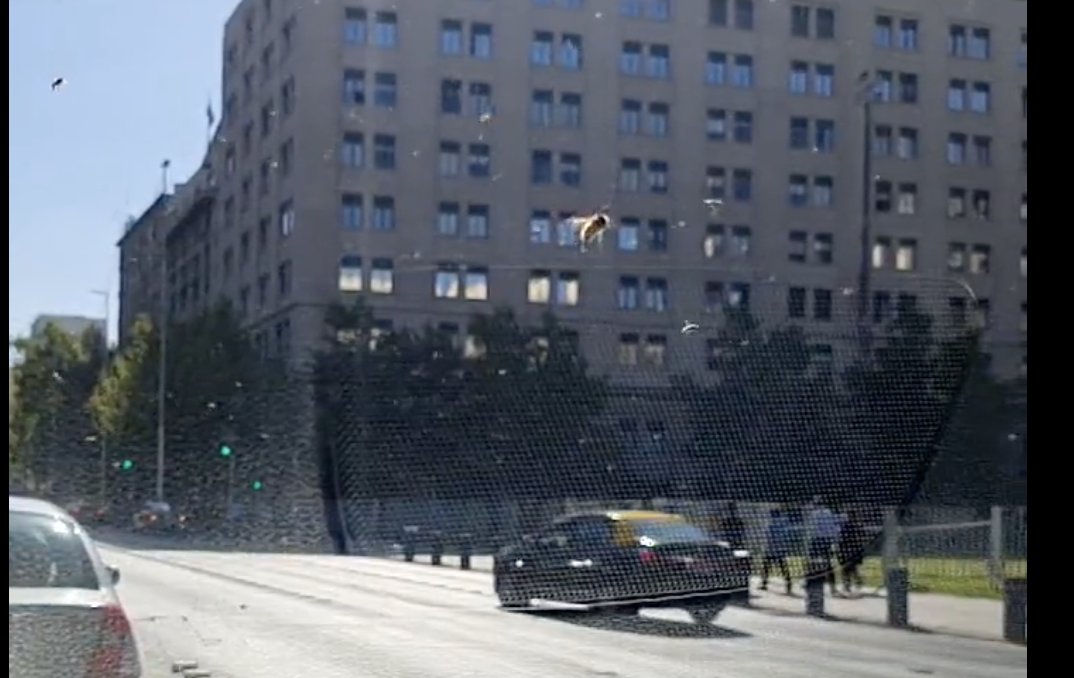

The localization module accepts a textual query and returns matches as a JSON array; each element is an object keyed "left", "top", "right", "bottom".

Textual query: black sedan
[{"left": 493, "top": 510, "right": 751, "bottom": 624}]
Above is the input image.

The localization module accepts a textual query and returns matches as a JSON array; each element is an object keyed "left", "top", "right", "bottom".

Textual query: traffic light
[
  {"left": 219, "top": 444, "right": 233, "bottom": 458},
  {"left": 251, "top": 480, "right": 264, "bottom": 491},
  {"left": 120, "top": 459, "right": 134, "bottom": 471}
]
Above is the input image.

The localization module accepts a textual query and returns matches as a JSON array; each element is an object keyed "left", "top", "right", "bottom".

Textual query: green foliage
[
  {"left": 316, "top": 301, "right": 610, "bottom": 500},
  {"left": 9, "top": 324, "right": 106, "bottom": 494}
]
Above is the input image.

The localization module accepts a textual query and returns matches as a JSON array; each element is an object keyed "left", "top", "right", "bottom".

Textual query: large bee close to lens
[{"left": 569, "top": 208, "right": 615, "bottom": 252}]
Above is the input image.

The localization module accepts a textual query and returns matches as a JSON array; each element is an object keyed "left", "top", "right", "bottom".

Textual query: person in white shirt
[{"left": 806, "top": 496, "right": 842, "bottom": 594}]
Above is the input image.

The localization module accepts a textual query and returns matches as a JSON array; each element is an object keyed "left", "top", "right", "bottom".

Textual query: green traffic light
[
  {"left": 120, "top": 459, "right": 134, "bottom": 471},
  {"left": 220, "top": 444, "right": 232, "bottom": 458},
  {"left": 251, "top": 480, "right": 263, "bottom": 491}
]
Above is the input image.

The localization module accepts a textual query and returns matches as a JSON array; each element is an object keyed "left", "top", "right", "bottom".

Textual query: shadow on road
[
  {"left": 90, "top": 527, "right": 332, "bottom": 555},
  {"left": 541, "top": 610, "right": 752, "bottom": 639}
]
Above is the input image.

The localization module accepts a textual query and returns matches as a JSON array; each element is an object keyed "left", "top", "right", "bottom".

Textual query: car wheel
[{"left": 687, "top": 602, "right": 727, "bottom": 626}]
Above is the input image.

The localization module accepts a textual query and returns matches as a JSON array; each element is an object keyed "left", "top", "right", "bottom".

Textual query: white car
[{"left": 9, "top": 496, "right": 142, "bottom": 678}]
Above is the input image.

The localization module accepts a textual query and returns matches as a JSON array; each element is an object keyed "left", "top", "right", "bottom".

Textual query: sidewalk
[{"left": 391, "top": 553, "right": 1010, "bottom": 641}]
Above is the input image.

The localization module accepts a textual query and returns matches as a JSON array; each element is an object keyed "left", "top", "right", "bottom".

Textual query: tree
[
  {"left": 10, "top": 324, "right": 106, "bottom": 497},
  {"left": 315, "top": 302, "right": 611, "bottom": 504},
  {"left": 672, "top": 308, "right": 840, "bottom": 501}
]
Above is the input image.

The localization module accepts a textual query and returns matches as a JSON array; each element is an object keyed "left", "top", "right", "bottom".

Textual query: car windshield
[
  {"left": 9, "top": 511, "right": 99, "bottom": 590},
  {"left": 632, "top": 521, "right": 712, "bottom": 546}
]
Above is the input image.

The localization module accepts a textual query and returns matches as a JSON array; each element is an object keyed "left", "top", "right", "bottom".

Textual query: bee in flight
[{"left": 567, "top": 207, "right": 614, "bottom": 252}]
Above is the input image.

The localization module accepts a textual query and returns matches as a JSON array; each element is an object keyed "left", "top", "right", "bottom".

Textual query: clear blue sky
[{"left": 8, "top": 0, "right": 238, "bottom": 344}]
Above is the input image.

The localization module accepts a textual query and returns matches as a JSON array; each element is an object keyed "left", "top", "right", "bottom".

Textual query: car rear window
[
  {"left": 631, "top": 520, "right": 712, "bottom": 545},
  {"left": 9, "top": 511, "right": 99, "bottom": 590}
]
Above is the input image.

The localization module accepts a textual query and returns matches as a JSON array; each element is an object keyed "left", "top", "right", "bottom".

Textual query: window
[
  {"left": 1021, "top": 193, "right": 1028, "bottom": 222},
  {"left": 556, "top": 272, "right": 580, "bottom": 306},
  {"left": 791, "top": 5, "right": 809, "bottom": 37},
  {"left": 816, "top": 8, "right": 835, "bottom": 39},
  {"left": 790, "top": 117, "right": 809, "bottom": 149},
  {"left": 872, "top": 237, "right": 890, "bottom": 269},
  {"left": 557, "top": 213, "right": 579, "bottom": 248},
  {"left": 463, "top": 267, "right": 489, "bottom": 300},
  {"left": 437, "top": 202, "right": 459, "bottom": 236},
  {"left": 731, "top": 55, "right": 753, "bottom": 87},
  {"left": 341, "top": 194, "right": 363, "bottom": 230},
  {"left": 813, "top": 289, "right": 832, "bottom": 321},
  {"left": 730, "top": 226, "right": 751, "bottom": 257},
  {"left": 947, "top": 79, "right": 966, "bottom": 111},
  {"left": 874, "top": 16, "right": 892, "bottom": 47},
  {"left": 373, "top": 72, "right": 397, "bottom": 108},
  {"left": 466, "top": 204, "right": 490, "bottom": 238},
  {"left": 643, "top": 335, "right": 667, "bottom": 367},
  {"left": 619, "top": 158, "right": 641, "bottom": 192},
  {"left": 1020, "top": 248, "right": 1027, "bottom": 278},
  {"left": 619, "top": 334, "right": 639, "bottom": 366},
  {"left": 875, "top": 71, "right": 893, "bottom": 102},
  {"left": 648, "top": 220, "right": 669, "bottom": 252},
  {"left": 620, "top": 99, "right": 641, "bottom": 134},
  {"left": 788, "top": 287, "right": 807, "bottom": 318},
  {"left": 732, "top": 169, "right": 752, "bottom": 201},
  {"left": 532, "top": 150, "right": 553, "bottom": 184},
  {"left": 621, "top": 42, "right": 642, "bottom": 75},
  {"left": 813, "top": 64, "right": 834, "bottom": 97},
  {"left": 528, "top": 270, "right": 551, "bottom": 304},
  {"left": 873, "top": 125, "right": 892, "bottom": 156},
  {"left": 812, "top": 176, "right": 833, "bottom": 207},
  {"left": 434, "top": 264, "right": 459, "bottom": 298},
  {"left": 709, "top": 0, "right": 729, "bottom": 26},
  {"left": 645, "top": 278, "right": 668, "bottom": 311},
  {"left": 706, "top": 52, "right": 727, "bottom": 85},
  {"left": 278, "top": 200, "right": 294, "bottom": 237},
  {"left": 704, "top": 224, "right": 725, "bottom": 258},
  {"left": 560, "top": 153, "right": 582, "bottom": 187},
  {"left": 814, "top": 119, "right": 835, "bottom": 152},
  {"left": 343, "top": 69, "right": 365, "bottom": 105},
  {"left": 370, "top": 258, "right": 394, "bottom": 294},
  {"left": 968, "top": 27, "right": 991, "bottom": 60},
  {"left": 373, "top": 12, "right": 398, "bottom": 47},
  {"left": 735, "top": 0, "right": 754, "bottom": 30},
  {"left": 373, "top": 134, "right": 395, "bottom": 170},
  {"left": 530, "top": 210, "right": 552, "bottom": 244},
  {"left": 896, "top": 128, "right": 918, "bottom": 159},
  {"left": 947, "top": 243, "right": 966, "bottom": 272},
  {"left": 372, "top": 195, "right": 395, "bottom": 230},
  {"left": 789, "top": 61, "right": 808, "bottom": 94},
  {"left": 706, "top": 167, "right": 726, "bottom": 199},
  {"left": 618, "top": 218, "right": 640, "bottom": 251},
  {"left": 559, "top": 93, "right": 583, "bottom": 127},
  {"left": 972, "top": 190, "right": 991, "bottom": 220},
  {"left": 468, "top": 144, "right": 491, "bottom": 178},
  {"left": 342, "top": 132, "right": 364, "bottom": 168},
  {"left": 647, "top": 44, "right": 671, "bottom": 79},
  {"left": 947, "top": 133, "right": 967, "bottom": 165},
  {"left": 875, "top": 181, "right": 893, "bottom": 213},
  {"left": 704, "top": 281, "right": 724, "bottom": 313},
  {"left": 646, "top": 102, "right": 670, "bottom": 137},
  {"left": 789, "top": 175, "right": 808, "bottom": 207},
  {"left": 970, "top": 82, "right": 991, "bottom": 113},
  {"left": 559, "top": 34, "right": 583, "bottom": 69},
  {"left": 898, "top": 19, "right": 918, "bottom": 50},
  {"left": 339, "top": 255, "right": 363, "bottom": 292},
  {"left": 788, "top": 231, "right": 807, "bottom": 262},
  {"left": 969, "top": 244, "right": 991, "bottom": 274},
  {"left": 647, "top": 161, "right": 668, "bottom": 194},
  {"left": 441, "top": 79, "right": 462, "bottom": 114},
  {"left": 948, "top": 297, "right": 968, "bottom": 325},
  {"left": 898, "top": 73, "right": 918, "bottom": 104},
  {"left": 896, "top": 183, "right": 917, "bottom": 215},
  {"left": 277, "top": 260, "right": 292, "bottom": 297},
  {"left": 471, "top": 23, "right": 493, "bottom": 59},
  {"left": 532, "top": 90, "right": 553, "bottom": 126},
  {"left": 895, "top": 239, "right": 917, "bottom": 271},
  {"left": 469, "top": 82, "right": 493, "bottom": 117},
  {"left": 618, "top": 276, "right": 640, "bottom": 310},
  {"left": 813, "top": 233, "right": 833, "bottom": 264},
  {"left": 706, "top": 109, "right": 727, "bottom": 140},
  {"left": 728, "top": 282, "right": 750, "bottom": 309},
  {"left": 441, "top": 20, "right": 463, "bottom": 55},
  {"left": 947, "top": 188, "right": 967, "bottom": 219},
  {"left": 439, "top": 141, "right": 461, "bottom": 177},
  {"left": 344, "top": 8, "right": 367, "bottom": 45},
  {"left": 732, "top": 111, "right": 753, "bottom": 143}
]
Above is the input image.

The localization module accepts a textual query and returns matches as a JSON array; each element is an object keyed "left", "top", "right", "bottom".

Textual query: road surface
[{"left": 99, "top": 545, "right": 1026, "bottom": 678}]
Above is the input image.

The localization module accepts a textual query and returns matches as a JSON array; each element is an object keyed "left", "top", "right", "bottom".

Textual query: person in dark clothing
[
  {"left": 760, "top": 505, "right": 793, "bottom": 594},
  {"left": 723, "top": 501, "right": 746, "bottom": 549},
  {"left": 837, "top": 509, "right": 868, "bottom": 594}
]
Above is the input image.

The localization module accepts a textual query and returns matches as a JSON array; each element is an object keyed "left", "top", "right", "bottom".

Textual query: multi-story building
[
  {"left": 119, "top": 0, "right": 1028, "bottom": 388},
  {"left": 30, "top": 314, "right": 106, "bottom": 341}
]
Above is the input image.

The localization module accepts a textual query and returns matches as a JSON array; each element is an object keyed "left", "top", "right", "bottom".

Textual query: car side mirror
[{"left": 107, "top": 566, "right": 121, "bottom": 585}]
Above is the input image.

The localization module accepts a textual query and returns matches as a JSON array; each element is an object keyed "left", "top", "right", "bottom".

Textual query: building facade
[{"left": 119, "top": 0, "right": 1027, "bottom": 383}]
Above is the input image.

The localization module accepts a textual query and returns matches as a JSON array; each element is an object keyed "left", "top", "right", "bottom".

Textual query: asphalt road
[{"left": 99, "top": 545, "right": 1027, "bottom": 678}]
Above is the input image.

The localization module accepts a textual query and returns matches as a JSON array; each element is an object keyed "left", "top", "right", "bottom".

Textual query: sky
[{"left": 8, "top": 0, "right": 239, "bottom": 345}]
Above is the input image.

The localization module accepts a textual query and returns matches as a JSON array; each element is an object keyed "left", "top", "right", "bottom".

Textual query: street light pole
[
  {"left": 155, "top": 242, "right": 168, "bottom": 504},
  {"left": 856, "top": 72, "right": 877, "bottom": 355}
]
